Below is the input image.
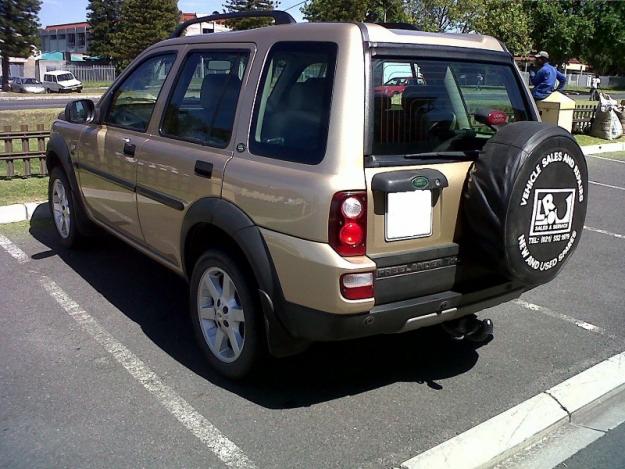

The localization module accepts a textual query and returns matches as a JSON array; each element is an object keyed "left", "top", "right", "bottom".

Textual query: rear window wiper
[{"left": 403, "top": 150, "right": 479, "bottom": 160}]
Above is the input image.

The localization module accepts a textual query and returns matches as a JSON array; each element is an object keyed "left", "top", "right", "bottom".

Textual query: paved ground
[
  {"left": 0, "top": 96, "right": 101, "bottom": 110},
  {"left": 1, "top": 152, "right": 624, "bottom": 468}
]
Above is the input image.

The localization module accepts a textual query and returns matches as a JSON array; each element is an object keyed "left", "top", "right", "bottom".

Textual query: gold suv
[{"left": 47, "top": 12, "right": 589, "bottom": 378}]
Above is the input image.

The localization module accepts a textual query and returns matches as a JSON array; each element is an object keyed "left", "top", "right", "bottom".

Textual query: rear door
[
  {"left": 135, "top": 45, "right": 253, "bottom": 266},
  {"left": 366, "top": 53, "right": 533, "bottom": 301}
]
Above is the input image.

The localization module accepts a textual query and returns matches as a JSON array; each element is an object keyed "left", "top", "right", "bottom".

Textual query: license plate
[{"left": 386, "top": 190, "right": 432, "bottom": 240}]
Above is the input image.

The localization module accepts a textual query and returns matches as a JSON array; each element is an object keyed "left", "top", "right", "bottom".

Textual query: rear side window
[
  {"left": 161, "top": 50, "right": 249, "bottom": 148},
  {"left": 106, "top": 54, "right": 176, "bottom": 132},
  {"left": 250, "top": 42, "right": 337, "bottom": 165}
]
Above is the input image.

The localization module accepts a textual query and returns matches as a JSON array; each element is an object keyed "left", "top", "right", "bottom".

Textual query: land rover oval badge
[{"left": 412, "top": 176, "right": 429, "bottom": 190}]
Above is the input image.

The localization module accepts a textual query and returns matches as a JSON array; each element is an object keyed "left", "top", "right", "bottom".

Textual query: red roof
[
  {"left": 180, "top": 12, "right": 197, "bottom": 22},
  {"left": 45, "top": 22, "right": 89, "bottom": 30}
]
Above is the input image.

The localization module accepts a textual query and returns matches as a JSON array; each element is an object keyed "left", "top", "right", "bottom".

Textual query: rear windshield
[{"left": 371, "top": 57, "right": 531, "bottom": 158}]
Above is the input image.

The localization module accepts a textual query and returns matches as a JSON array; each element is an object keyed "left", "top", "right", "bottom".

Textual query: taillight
[
  {"left": 329, "top": 191, "right": 367, "bottom": 256},
  {"left": 340, "top": 272, "right": 374, "bottom": 300}
]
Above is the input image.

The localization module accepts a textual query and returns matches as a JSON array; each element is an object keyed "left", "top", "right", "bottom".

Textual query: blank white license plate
[{"left": 386, "top": 190, "right": 432, "bottom": 240}]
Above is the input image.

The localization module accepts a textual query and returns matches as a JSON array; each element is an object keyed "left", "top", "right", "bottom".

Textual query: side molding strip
[{"left": 75, "top": 161, "right": 184, "bottom": 211}]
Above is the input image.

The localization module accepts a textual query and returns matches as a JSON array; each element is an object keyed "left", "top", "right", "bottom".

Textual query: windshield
[
  {"left": 371, "top": 57, "right": 531, "bottom": 157},
  {"left": 23, "top": 78, "right": 40, "bottom": 84},
  {"left": 57, "top": 73, "right": 75, "bottom": 82}
]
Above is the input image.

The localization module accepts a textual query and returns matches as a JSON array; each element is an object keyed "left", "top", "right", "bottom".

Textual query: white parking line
[
  {"left": 589, "top": 180, "right": 625, "bottom": 192},
  {"left": 400, "top": 349, "right": 625, "bottom": 469},
  {"left": 584, "top": 225, "right": 625, "bottom": 240},
  {"left": 0, "top": 234, "right": 30, "bottom": 263},
  {"left": 588, "top": 154, "right": 625, "bottom": 164},
  {"left": 513, "top": 299, "right": 617, "bottom": 340},
  {"left": 40, "top": 276, "right": 255, "bottom": 468}
]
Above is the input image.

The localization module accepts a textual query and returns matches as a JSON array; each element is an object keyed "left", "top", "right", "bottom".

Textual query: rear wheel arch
[{"left": 181, "top": 198, "right": 308, "bottom": 357}]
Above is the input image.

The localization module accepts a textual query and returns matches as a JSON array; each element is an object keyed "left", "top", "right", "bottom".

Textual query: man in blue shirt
[{"left": 530, "top": 51, "right": 566, "bottom": 100}]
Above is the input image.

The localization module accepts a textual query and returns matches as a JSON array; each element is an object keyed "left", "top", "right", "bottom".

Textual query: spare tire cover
[{"left": 463, "top": 121, "right": 588, "bottom": 286}]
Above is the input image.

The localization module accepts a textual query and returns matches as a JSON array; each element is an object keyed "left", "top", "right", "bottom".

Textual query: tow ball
[{"left": 442, "top": 314, "right": 494, "bottom": 343}]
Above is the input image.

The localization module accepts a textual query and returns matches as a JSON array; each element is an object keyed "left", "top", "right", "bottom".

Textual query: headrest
[
  {"left": 200, "top": 73, "right": 242, "bottom": 112},
  {"left": 288, "top": 77, "right": 328, "bottom": 112}
]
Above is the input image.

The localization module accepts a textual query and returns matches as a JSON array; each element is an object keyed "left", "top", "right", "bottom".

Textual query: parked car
[
  {"left": 10, "top": 77, "right": 46, "bottom": 94},
  {"left": 374, "top": 76, "right": 425, "bottom": 97},
  {"left": 42, "top": 71, "right": 83, "bottom": 93},
  {"left": 47, "top": 12, "right": 589, "bottom": 379}
]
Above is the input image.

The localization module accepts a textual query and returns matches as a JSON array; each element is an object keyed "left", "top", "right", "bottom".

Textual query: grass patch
[
  {"left": 0, "top": 108, "right": 62, "bottom": 131},
  {"left": 0, "top": 176, "right": 48, "bottom": 205},
  {"left": 575, "top": 134, "right": 625, "bottom": 146}
]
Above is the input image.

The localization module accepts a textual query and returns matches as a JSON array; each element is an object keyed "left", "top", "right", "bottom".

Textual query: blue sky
[{"left": 39, "top": 0, "right": 304, "bottom": 27}]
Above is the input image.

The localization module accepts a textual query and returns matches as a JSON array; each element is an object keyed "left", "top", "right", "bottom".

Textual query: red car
[{"left": 374, "top": 76, "right": 424, "bottom": 97}]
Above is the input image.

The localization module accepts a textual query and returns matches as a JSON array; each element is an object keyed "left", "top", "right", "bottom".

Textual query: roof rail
[
  {"left": 171, "top": 10, "right": 297, "bottom": 38},
  {"left": 377, "top": 23, "right": 420, "bottom": 31}
]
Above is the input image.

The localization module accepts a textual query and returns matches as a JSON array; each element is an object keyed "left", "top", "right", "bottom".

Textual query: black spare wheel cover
[{"left": 463, "top": 121, "right": 588, "bottom": 285}]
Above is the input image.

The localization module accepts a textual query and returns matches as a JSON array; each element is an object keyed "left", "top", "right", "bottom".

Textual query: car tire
[
  {"left": 462, "top": 121, "right": 588, "bottom": 286},
  {"left": 189, "top": 249, "right": 265, "bottom": 379},
  {"left": 48, "top": 167, "right": 86, "bottom": 248}
]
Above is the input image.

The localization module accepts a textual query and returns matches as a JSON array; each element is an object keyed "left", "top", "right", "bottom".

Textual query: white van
[{"left": 42, "top": 70, "right": 83, "bottom": 93}]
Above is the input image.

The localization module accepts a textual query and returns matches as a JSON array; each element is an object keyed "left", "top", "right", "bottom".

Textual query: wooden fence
[{"left": 0, "top": 125, "right": 49, "bottom": 178}]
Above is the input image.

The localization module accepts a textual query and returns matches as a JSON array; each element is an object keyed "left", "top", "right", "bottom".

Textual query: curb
[
  {"left": 0, "top": 94, "right": 102, "bottom": 102},
  {"left": 0, "top": 201, "right": 46, "bottom": 224},
  {"left": 581, "top": 142, "right": 625, "bottom": 156},
  {"left": 400, "top": 350, "right": 625, "bottom": 469}
]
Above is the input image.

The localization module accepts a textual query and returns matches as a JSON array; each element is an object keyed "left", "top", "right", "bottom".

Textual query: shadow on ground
[{"left": 30, "top": 204, "right": 486, "bottom": 409}]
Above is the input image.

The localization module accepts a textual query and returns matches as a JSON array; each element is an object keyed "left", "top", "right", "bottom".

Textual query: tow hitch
[{"left": 442, "top": 314, "right": 493, "bottom": 343}]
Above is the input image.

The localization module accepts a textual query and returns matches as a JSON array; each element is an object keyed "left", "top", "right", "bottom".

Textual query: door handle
[
  {"left": 123, "top": 141, "right": 136, "bottom": 157},
  {"left": 194, "top": 160, "right": 213, "bottom": 179}
]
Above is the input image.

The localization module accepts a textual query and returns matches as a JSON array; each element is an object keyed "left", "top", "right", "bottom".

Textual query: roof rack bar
[
  {"left": 172, "top": 10, "right": 297, "bottom": 38},
  {"left": 377, "top": 23, "right": 420, "bottom": 31}
]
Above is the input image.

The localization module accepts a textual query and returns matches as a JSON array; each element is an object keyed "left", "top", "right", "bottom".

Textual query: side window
[
  {"left": 161, "top": 50, "right": 248, "bottom": 148},
  {"left": 106, "top": 54, "right": 176, "bottom": 132},
  {"left": 250, "top": 42, "right": 337, "bottom": 165}
]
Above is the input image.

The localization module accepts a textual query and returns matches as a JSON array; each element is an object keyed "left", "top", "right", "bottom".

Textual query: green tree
[
  {"left": 523, "top": 0, "right": 592, "bottom": 66},
  {"left": 111, "top": 0, "right": 179, "bottom": 70},
  {"left": 0, "top": 0, "right": 41, "bottom": 91},
  {"left": 469, "top": 0, "right": 532, "bottom": 56},
  {"left": 87, "top": 0, "right": 122, "bottom": 61},
  {"left": 404, "top": 0, "right": 485, "bottom": 33},
  {"left": 302, "top": 0, "right": 408, "bottom": 23},
  {"left": 579, "top": 0, "right": 625, "bottom": 75},
  {"left": 223, "top": 0, "right": 280, "bottom": 31}
]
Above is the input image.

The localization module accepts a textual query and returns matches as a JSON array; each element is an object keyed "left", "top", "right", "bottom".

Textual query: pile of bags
[{"left": 590, "top": 93, "right": 625, "bottom": 140}]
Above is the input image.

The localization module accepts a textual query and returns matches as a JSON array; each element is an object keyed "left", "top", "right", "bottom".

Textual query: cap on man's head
[{"left": 534, "top": 51, "right": 550, "bottom": 60}]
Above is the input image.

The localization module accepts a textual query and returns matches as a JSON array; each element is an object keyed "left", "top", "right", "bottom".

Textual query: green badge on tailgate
[{"left": 411, "top": 176, "right": 429, "bottom": 190}]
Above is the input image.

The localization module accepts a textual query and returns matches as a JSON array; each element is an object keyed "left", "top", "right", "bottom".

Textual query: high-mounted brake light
[
  {"left": 329, "top": 191, "right": 367, "bottom": 256},
  {"left": 340, "top": 272, "right": 374, "bottom": 300}
]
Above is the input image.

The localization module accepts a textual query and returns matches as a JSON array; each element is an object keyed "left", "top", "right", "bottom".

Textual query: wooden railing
[{"left": 0, "top": 125, "right": 49, "bottom": 178}]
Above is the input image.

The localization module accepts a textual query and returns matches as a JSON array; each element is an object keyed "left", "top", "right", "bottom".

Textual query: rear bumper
[{"left": 280, "top": 282, "right": 524, "bottom": 342}]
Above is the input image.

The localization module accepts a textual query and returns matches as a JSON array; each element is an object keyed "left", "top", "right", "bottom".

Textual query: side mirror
[{"left": 64, "top": 99, "right": 96, "bottom": 124}]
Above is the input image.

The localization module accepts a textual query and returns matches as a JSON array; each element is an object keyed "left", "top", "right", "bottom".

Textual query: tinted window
[
  {"left": 250, "top": 42, "right": 337, "bottom": 165},
  {"left": 372, "top": 58, "right": 530, "bottom": 157},
  {"left": 161, "top": 51, "right": 248, "bottom": 148},
  {"left": 107, "top": 54, "right": 176, "bottom": 132}
]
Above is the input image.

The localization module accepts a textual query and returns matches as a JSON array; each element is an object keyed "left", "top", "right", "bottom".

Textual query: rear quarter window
[{"left": 250, "top": 42, "right": 337, "bottom": 165}]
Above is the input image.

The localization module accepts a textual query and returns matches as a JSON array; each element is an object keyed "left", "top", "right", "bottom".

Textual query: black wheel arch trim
[
  {"left": 46, "top": 132, "right": 80, "bottom": 194},
  {"left": 181, "top": 197, "right": 310, "bottom": 357}
]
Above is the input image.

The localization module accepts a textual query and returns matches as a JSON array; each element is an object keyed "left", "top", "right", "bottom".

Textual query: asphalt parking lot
[{"left": 1, "top": 152, "right": 624, "bottom": 468}]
